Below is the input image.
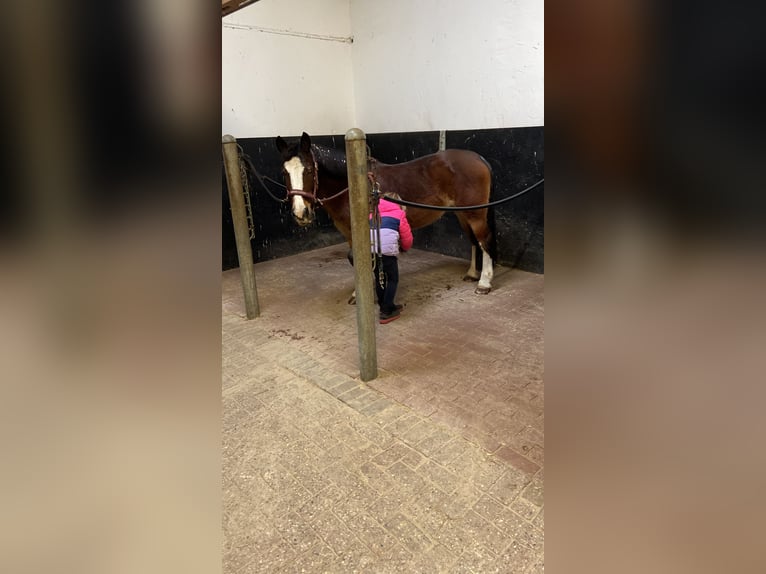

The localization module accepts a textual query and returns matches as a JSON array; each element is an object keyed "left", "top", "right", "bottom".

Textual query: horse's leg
[
  {"left": 346, "top": 247, "right": 357, "bottom": 304},
  {"left": 456, "top": 213, "right": 481, "bottom": 281},
  {"left": 464, "top": 245, "right": 480, "bottom": 281},
  {"left": 465, "top": 213, "right": 494, "bottom": 294},
  {"left": 476, "top": 246, "right": 494, "bottom": 294}
]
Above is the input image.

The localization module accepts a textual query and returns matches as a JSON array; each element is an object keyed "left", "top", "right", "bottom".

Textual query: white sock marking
[{"left": 478, "top": 248, "right": 494, "bottom": 289}]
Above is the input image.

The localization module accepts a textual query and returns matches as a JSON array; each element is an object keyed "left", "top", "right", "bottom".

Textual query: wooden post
[
  {"left": 345, "top": 129, "right": 378, "bottom": 381},
  {"left": 222, "top": 134, "right": 260, "bottom": 319}
]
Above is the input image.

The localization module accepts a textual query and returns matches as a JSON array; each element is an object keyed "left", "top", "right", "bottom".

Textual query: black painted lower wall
[{"left": 223, "top": 127, "right": 543, "bottom": 273}]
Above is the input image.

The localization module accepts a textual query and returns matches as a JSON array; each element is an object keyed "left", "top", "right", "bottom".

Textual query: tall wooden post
[
  {"left": 345, "top": 129, "right": 378, "bottom": 381},
  {"left": 222, "top": 135, "right": 260, "bottom": 319}
]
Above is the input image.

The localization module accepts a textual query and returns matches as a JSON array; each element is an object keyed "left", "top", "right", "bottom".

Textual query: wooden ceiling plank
[{"left": 222, "top": 0, "right": 259, "bottom": 18}]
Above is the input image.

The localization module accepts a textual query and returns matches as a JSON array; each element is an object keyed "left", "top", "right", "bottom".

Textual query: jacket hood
[{"left": 378, "top": 198, "right": 404, "bottom": 215}]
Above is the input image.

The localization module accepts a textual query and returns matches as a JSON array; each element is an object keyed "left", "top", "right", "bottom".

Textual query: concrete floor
[{"left": 223, "top": 244, "right": 544, "bottom": 572}]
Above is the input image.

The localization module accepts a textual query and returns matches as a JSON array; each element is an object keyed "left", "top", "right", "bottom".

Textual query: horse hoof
[
  {"left": 347, "top": 295, "right": 356, "bottom": 305},
  {"left": 463, "top": 274, "right": 479, "bottom": 282},
  {"left": 475, "top": 286, "right": 491, "bottom": 295}
]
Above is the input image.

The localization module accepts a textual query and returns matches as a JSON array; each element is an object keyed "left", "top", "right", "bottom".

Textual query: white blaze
[
  {"left": 292, "top": 195, "right": 307, "bottom": 220},
  {"left": 284, "top": 157, "right": 307, "bottom": 218}
]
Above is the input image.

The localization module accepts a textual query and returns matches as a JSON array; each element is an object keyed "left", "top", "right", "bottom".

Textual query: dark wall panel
[
  {"left": 365, "top": 131, "right": 440, "bottom": 163},
  {"left": 223, "top": 127, "right": 543, "bottom": 273}
]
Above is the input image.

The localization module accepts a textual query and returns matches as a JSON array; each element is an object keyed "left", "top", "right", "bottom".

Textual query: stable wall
[
  {"left": 222, "top": 0, "right": 543, "bottom": 136},
  {"left": 222, "top": 0, "right": 544, "bottom": 273},
  {"left": 350, "top": 0, "right": 543, "bottom": 132},
  {"left": 222, "top": 0, "right": 355, "bottom": 137}
]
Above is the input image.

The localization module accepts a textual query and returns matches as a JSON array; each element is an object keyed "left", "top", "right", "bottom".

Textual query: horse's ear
[
  {"left": 275, "top": 135, "right": 288, "bottom": 156},
  {"left": 300, "top": 132, "right": 312, "bottom": 154}
]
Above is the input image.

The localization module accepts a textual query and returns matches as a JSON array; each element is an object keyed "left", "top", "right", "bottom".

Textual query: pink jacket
[{"left": 370, "top": 198, "right": 413, "bottom": 256}]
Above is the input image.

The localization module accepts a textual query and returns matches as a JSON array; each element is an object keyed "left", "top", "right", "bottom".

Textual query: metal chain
[
  {"left": 371, "top": 182, "right": 386, "bottom": 289},
  {"left": 238, "top": 151, "right": 256, "bottom": 239}
]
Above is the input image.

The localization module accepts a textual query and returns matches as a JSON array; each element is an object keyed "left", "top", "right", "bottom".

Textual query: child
[{"left": 370, "top": 194, "right": 413, "bottom": 324}]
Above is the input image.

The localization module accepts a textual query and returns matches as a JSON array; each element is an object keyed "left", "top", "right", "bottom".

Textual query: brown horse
[{"left": 275, "top": 132, "right": 496, "bottom": 294}]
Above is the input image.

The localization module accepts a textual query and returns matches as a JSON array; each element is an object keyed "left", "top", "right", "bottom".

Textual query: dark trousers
[{"left": 373, "top": 255, "right": 399, "bottom": 314}]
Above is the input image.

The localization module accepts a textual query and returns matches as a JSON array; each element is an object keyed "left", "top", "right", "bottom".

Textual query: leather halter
[{"left": 285, "top": 147, "right": 349, "bottom": 206}]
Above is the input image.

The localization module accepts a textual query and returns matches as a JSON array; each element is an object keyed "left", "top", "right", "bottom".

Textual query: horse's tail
[
  {"left": 478, "top": 154, "right": 498, "bottom": 263},
  {"left": 488, "top": 205, "right": 498, "bottom": 263}
]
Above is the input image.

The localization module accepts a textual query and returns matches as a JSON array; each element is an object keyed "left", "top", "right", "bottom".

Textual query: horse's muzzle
[{"left": 293, "top": 210, "right": 314, "bottom": 226}]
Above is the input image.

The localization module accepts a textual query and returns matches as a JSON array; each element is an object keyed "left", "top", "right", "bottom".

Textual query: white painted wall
[
  {"left": 222, "top": 0, "right": 355, "bottom": 137},
  {"left": 350, "top": 0, "right": 543, "bottom": 132},
  {"left": 222, "top": 0, "right": 543, "bottom": 137}
]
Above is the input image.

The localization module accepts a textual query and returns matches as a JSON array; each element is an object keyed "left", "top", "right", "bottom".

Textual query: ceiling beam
[{"left": 222, "top": 0, "right": 260, "bottom": 18}]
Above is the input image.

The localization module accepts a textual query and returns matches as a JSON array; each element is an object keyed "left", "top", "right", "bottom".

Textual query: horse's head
[{"left": 275, "top": 132, "right": 318, "bottom": 226}]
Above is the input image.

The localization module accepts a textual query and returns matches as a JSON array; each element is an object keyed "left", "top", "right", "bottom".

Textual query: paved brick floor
[{"left": 223, "top": 245, "right": 544, "bottom": 573}]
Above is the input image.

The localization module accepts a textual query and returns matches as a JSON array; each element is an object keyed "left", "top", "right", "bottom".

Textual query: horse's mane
[{"left": 311, "top": 144, "right": 348, "bottom": 179}]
